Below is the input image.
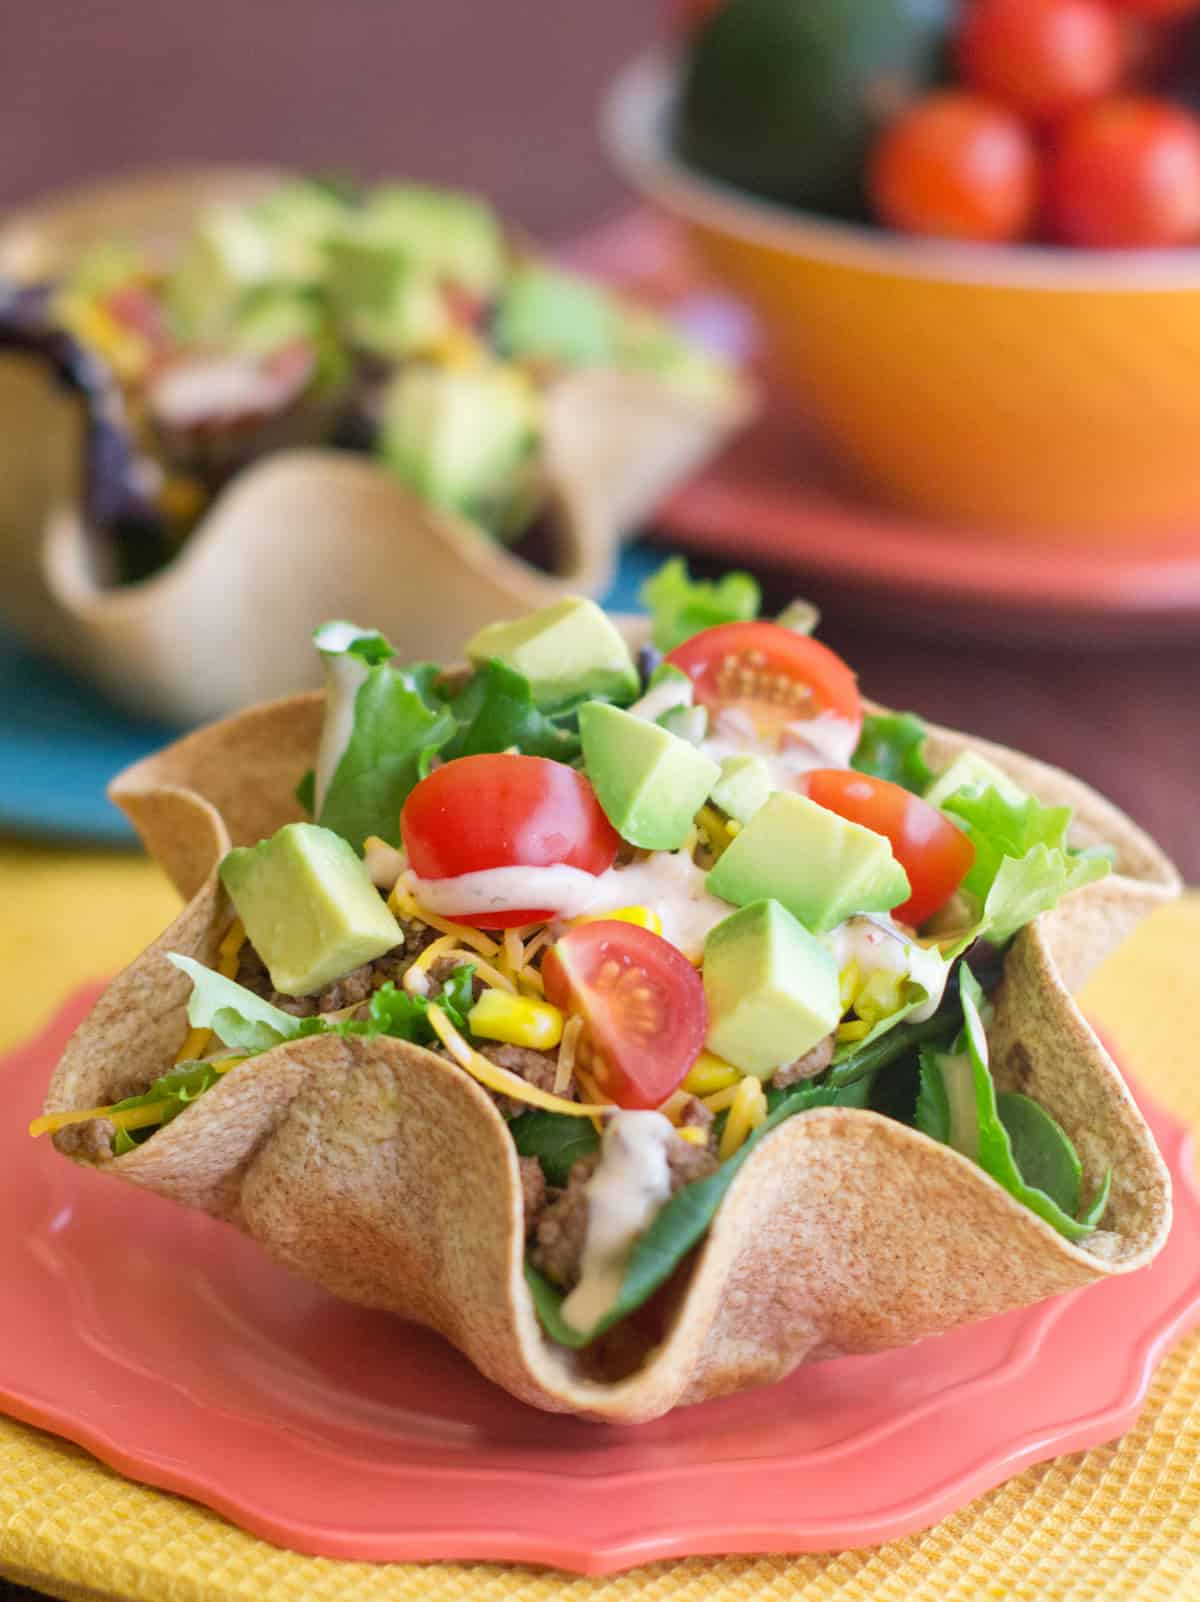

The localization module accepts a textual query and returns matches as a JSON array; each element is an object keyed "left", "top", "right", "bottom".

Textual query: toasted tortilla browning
[{"left": 42, "top": 687, "right": 1179, "bottom": 1421}]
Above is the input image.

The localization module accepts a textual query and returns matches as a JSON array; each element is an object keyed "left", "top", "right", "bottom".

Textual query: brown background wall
[{"left": 0, "top": 0, "right": 656, "bottom": 239}]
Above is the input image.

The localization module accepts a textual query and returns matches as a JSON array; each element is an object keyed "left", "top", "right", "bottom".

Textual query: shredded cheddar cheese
[
  {"left": 718, "top": 1074, "right": 767, "bottom": 1161},
  {"left": 387, "top": 883, "right": 500, "bottom": 957},
  {"left": 30, "top": 1056, "right": 249, "bottom": 1140},
  {"left": 554, "top": 1013, "right": 584, "bottom": 1094},
  {"left": 217, "top": 919, "right": 246, "bottom": 977},
  {"left": 656, "top": 1088, "right": 692, "bottom": 1125},
  {"left": 676, "top": 1125, "right": 708, "bottom": 1147},
  {"left": 701, "top": 1082, "right": 744, "bottom": 1114},
  {"left": 502, "top": 927, "right": 525, "bottom": 979},
  {"left": 426, "top": 1005, "right": 609, "bottom": 1118}
]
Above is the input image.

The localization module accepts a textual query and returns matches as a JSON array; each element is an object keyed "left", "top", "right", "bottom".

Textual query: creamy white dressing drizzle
[
  {"left": 827, "top": 914, "right": 951, "bottom": 1022},
  {"left": 560, "top": 1111, "right": 676, "bottom": 1334},
  {"left": 627, "top": 675, "right": 693, "bottom": 723},
  {"left": 150, "top": 353, "right": 286, "bottom": 426},
  {"left": 698, "top": 706, "right": 857, "bottom": 793},
  {"left": 403, "top": 851, "right": 732, "bottom": 961},
  {"left": 313, "top": 624, "right": 378, "bottom": 816}
]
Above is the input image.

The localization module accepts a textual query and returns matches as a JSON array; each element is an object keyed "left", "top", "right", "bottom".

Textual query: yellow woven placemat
[{"left": 2, "top": 839, "right": 1198, "bottom": 1602}]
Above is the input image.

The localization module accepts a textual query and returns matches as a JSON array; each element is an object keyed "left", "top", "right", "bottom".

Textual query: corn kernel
[
  {"left": 718, "top": 1074, "right": 767, "bottom": 1161},
  {"left": 572, "top": 905, "right": 663, "bottom": 936},
  {"left": 683, "top": 1051, "right": 741, "bottom": 1097},
  {"left": 839, "top": 960, "right": 861, "bottom": 1012},
  {"left": 854, "top": 972, "right": 904, "bottom": 1026},
  {"left": 695, "top": 805, "right": 736, "bottom": 860},
  {"left": 836, "top": 1019, "right": 871, "bottom": 1043},
  {"left": 676, "top": 1125, "right": 709, "bottom": 1146},
  {"left": 468, "top": 988, "right": 564, "bottom": 1051}
]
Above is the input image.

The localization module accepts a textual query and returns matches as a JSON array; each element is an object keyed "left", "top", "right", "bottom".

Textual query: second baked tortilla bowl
[{"left": 0, "top": 165, "right": 753, "bottom": 724}]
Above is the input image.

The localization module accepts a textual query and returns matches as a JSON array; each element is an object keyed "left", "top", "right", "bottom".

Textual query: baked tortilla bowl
[
  {"left": 41, "top": 674, "right": 1179, "bottom": 1422},
  {"left": 0, "top": 166, "right": 753, "bottom": 724}
]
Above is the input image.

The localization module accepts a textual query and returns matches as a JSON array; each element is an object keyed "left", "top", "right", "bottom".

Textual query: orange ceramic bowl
[{"left": 606, "top": 54, "right": 1200, "bottom": 549}]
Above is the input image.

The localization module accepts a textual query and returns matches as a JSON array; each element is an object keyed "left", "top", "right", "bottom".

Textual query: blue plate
[{"left": 0, "top": 545, "right": 664, "bottom": 845}]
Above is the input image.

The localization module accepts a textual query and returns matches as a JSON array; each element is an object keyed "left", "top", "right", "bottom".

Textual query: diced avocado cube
[
  {"left": 377, "top": 362, "right": 536, "bottom": 528},
  {"left": 492, "top": 265, "right": 618, "bottom": 368},
  {"left": 703, "top": 899, "right": 840, "bottom": 1077},
  {"left": 252, "top": 179, "right": 350, "bottom": 285},
  {"left": 615, "top": 305, "right": 732, "bottom": 401},
  {"left": 219, "top": 822, "right": 401, "bottom": 998},
  {"left": 579, "top": 702, "right": 720, "bottom": 850},
  {"left": 466, "top": 597, "right": 639, "bottom": 709},
  {"left": 710, "top": 754, "right": 771, "bottom": 824},
  {"left": 166, "top": 208, "right": 274, "bottom": 342},
  {"left": 229, "top": 290, "right": 349, "bottom": 393},
  {"left": 924, "top": 751, "right": 1029, "bottom": 810},
  {"left": 359, "top": 184, "right": 506, "bottom": 299},
  {"left": 706, "top": 791, "right": 910, "bottom": 932},
  {"left": 326, "top": 232, "right": 452, "bottom": 358}
]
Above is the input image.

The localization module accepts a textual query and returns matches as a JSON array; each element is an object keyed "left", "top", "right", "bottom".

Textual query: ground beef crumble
[
  {"left": 236, "top": 917, "right": 441, "bottom": 1016},
  {"left": 518, "top": 1155, "right": 546, "bottom": 1232},
  {"left": 771, "top": 1030, "right": 836, "bottom": 1089},
  {"left": 478, "top": 1041, "right": 575, "bottom": 1118}
]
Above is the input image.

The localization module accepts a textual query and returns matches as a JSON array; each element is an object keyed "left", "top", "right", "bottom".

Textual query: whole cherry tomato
[
  {"left": 869, "top": 91, "right": 1039, "bottom": 243},
  {"left": 400, "top": 754, "right": 619, "bottom": 928},
  {"left": 957, "top": 0, "right": 1126, "bottom": 123},
  {"left": 1045, "top": 95, "right": 1200, "bottom": 245}
]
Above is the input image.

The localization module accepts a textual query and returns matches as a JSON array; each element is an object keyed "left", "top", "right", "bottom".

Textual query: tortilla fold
[{"left": 42, "top": 687, "right": 1180, "bottom": 1421}]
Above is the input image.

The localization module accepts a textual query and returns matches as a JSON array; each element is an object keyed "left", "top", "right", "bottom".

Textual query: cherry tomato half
[
  {"left": 869, "top": 91, "right": 1038, "bottom": 243},
  {"left": 400, "top": 754, "right": 619, "bottom": 928},
  {"left": 957, "top": 0, "right": 1126, "bottom": 123},
  {"left": 797, "top": 770, "right": 975, "bottom": 928},
  {"left": 1045, "top": 95, "right": 1200, "bottom": 246},
  {"left": 542, "top": 922, "right": 708, "bottom": 1109},
  {"left": 666, "top": 621, "right": 862, "bottom": 747}
]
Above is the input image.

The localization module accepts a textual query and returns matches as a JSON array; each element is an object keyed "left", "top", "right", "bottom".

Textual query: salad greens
[
  {"left": 439, "top": 659, "right": 582, "bottom": 763},
  {"left": 510, "top": 1109, "right": 601, "bottom": 1186},
  {"left": 303, "top": 626, "right": 617, "bottom": 849},
  {"left": 526, "top": 1076, "right": 882, "bottom": 1350},
  {"left": 111, "top": 1061, "right": 229, "bottom": 1156},
  {"left": 640, "top": 557, "right": 761, "bottom": 652},
  {"left": 915, "top": 968, "right": 1109, "bottom": 1242},
  {"left": 851, "top": 711, "right": 935, "bottom": 794},
  {"left": 941, "top": 786, "right": 1113, "bottom": 947},
  {"left": 313, "top": 626, "right": 454, "bottom": 850},
  {"left": 167, "top": 955, "right": 475, "bottom": 1052},
  {"left": 111, "top": 962, "right": 476, "bottom": 1153}
]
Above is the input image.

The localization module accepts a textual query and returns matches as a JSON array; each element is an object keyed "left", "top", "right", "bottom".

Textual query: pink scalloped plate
[
  {"left": 562, "top": 210, "right": 1200, "bottom": 645},
  {"left": 3, "top": 988, "right": 1199, "bottom": 1574}
]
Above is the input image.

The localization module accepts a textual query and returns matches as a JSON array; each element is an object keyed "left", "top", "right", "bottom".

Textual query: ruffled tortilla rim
[{"left": 39, "top": 688, "right": 1180, "bottom": 1421}]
